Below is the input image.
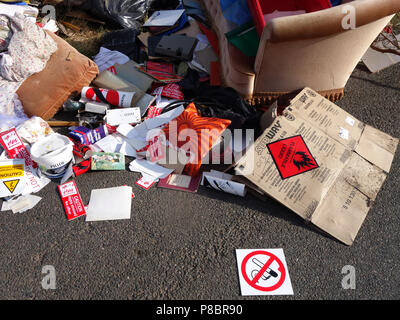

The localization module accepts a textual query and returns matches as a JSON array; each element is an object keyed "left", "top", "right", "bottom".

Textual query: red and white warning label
[
  {"left": 58, "top": 181, "right": 86, "bottom": 221},
  {"left": 236, "top": 249, "right": 293, "bottom": 296}
]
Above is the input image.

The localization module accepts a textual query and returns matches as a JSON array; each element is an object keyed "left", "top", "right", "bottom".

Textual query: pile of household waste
[{"left": 0, "top": 0, "right": 398, "bottom": 246}]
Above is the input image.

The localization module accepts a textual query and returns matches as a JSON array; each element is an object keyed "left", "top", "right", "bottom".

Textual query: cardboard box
[{"left": 235, "top": 88, "right": 398, "bottom": 245}]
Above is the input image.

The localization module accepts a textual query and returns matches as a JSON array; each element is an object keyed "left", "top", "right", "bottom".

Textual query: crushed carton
[{"left": 235, "top": 88, "right": 399, "bottom": 245}]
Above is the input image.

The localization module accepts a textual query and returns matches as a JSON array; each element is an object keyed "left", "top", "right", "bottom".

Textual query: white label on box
[
  {"left": 106, "top": 108, "right": 141, "bottom": 126},
  {"left": 339, "top": 127, "right": 349, "bottom": 140},
  {"left": 345, "top": 116, "right": 355, "bottom": 127}
]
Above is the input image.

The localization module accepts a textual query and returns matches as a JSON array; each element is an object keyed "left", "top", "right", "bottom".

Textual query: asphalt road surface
[{"left": 0, "top": 62, "right": 399, "bottom": 300}]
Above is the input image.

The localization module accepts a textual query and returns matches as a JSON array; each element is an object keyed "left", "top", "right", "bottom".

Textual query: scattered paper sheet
[
  {"left": 1, "top": 194, "right": 42, "bottom": 213},
  {"left": 129, "top": 159, "right": 174, "bottom": 180},
  {"left": 201, "top": 171, "right": 247, "bottom": 197},
  {"left": 117, "top": 106, "right": 184, "bottom": 152},
  {"left": 143, "top": 10, "right": 185, "bottom": 27},
  {"left": 136, "top": 173, "right": 158, "bottom": 190},
  {"left": 119, "top": 141, "right": 137, "bottom": 158},
  {"left": 145, "top": 105, "right": 184, "bottom": 130},
  {"left": 85, "top": 186, "right": 132, "bottom": 221},
  {"left": 94, "top": 134, "right": 123, "bottom": 153}
]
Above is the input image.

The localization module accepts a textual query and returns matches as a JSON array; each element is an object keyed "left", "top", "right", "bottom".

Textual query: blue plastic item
[
  {"left": 220, "top": 0, "right": 252, "bottom": 27},
  {"left": 330, "top": 0, "right": 342, "bottom": 6}
]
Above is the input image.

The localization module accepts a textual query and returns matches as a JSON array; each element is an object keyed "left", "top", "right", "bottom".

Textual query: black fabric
[
  {"left": 179, "top": 83, "right": 260, "bottom": 130},
  {"left": 102, "top": 28, "right": 142, "bottom": 62},
  {"left": 147, "top": 35, "right": 163, "bottom": 57},
  {"left": 157, "top": 84, "right": 262, "bottom": 132}
]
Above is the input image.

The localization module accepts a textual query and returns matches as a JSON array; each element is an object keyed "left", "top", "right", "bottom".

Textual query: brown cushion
[{"left": 17, "top": 31, "right": 99, "bottom": 120}]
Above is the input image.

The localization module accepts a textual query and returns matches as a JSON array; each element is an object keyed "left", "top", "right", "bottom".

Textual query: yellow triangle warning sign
[{"left": 3, "top": 179, "right": 20, "bottom": 193}]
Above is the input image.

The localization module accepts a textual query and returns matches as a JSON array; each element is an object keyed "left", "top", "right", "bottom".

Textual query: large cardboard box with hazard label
[{"left": 235, "top": 88, "right": 399, "bottom": 245}]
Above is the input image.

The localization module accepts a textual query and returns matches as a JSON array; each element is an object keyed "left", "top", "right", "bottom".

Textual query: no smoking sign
[{"left": 236, "top": 249, "right": 293, "bottom": 296}]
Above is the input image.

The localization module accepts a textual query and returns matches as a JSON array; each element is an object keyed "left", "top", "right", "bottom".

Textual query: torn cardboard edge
[{"left": 235, "top": 88, "right": 399, "bottom": 246}]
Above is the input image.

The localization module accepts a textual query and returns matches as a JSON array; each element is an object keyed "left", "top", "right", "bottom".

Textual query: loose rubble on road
[{"left": 0, "top": 0, "right": 399, "bottom": 246}]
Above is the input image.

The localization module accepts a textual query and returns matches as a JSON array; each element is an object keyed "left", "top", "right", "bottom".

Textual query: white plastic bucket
[{"left": 30, "top": 133, "right": 74, "bottom": 178}]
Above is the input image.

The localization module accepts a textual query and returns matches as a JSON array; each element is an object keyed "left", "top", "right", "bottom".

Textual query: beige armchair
[{"left": 201, "top": 0, "right": 400, "bottom": 104}]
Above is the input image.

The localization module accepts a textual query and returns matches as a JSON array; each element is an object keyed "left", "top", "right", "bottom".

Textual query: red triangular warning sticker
[{"left": 3, "top": 179, "right": 20, "bottom": 193}]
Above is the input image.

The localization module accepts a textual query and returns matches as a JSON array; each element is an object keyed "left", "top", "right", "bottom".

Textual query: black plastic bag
[{"left": 81, "top": 0, "right": 153, "bottom": 29}]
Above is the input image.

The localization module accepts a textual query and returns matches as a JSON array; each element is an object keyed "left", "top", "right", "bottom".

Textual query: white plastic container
[{"left": 30, "top": 133, "right": 74, "bottom": 178}]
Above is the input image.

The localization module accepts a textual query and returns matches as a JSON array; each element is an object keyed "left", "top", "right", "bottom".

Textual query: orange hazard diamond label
[
  {"left": 3, "top": 179, "right": 20, "bottom": 193},
  {"left": 267, "top": 135, "right": 319, "bottom": 180}
]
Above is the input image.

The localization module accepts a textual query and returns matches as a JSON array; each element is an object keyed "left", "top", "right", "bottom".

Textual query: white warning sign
[
  {"left": 0, "top": 159, "right": 26, "bottom": 197},
  {"left": 236, "top": 248, "right": 293, "bottom": 296}
]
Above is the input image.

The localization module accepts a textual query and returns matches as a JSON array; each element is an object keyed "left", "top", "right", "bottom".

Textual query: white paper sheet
[
  {"left": 117, "top": 106, "right": 184, "bottom": 152},
  {"left": 201, "top": 172, "right": 246, "bottom": 197},
  {"left": 85, "top": 186, "right": 132, "bottom": 222},
  {"left": 119, "top": 141, "right": 137, "bottom": 158},
  {"left": 145, "top": 105, "right": 184, "bottom": 130},
  {"left": 94, "top": 134, "right": 123, "bottom": 153},
  {"left": 143, "top": 9, "right": 185, "bottom": 27},
  {"left": 129, "top": 159, "right": 174, "bottom": 180}
]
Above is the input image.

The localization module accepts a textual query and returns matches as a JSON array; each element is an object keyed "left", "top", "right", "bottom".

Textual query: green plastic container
[{"left": 225, "top": 21, "right": 259, "bottom": 57}]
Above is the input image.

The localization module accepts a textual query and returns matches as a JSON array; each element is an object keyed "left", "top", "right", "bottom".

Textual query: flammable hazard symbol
[{"left": 267, "top": 135, "right": 319, "bottom": 180}]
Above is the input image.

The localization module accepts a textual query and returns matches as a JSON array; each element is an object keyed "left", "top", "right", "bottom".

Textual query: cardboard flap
[
  {"left": 310, "top": 175, "right": 372, "bottom": 246},
  {"left": 341, "top": 152, "right": 387, "bottom": 200},
  {"left": 355, "top": 125, "right": 399, "bottom": 173},
  {"left": 288, "top": 88, "right": 364, "bottom": 150}
]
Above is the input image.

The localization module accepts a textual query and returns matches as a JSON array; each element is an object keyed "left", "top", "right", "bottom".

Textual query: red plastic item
[{"left": 247, "top": 0, "right": 332, "bottom": 37}]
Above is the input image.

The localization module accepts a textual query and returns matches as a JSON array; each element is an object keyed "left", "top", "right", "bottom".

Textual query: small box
[{"left": 155, "top": 34, "right": 198, "bottom": 61}]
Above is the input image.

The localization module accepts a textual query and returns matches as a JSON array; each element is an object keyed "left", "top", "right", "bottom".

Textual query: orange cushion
[
  {"left": 163, "top": 103, "right": 231, "bottom": 176},
  {"left": 17, "top": 31, "right": 99, "bottom": 120}
]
